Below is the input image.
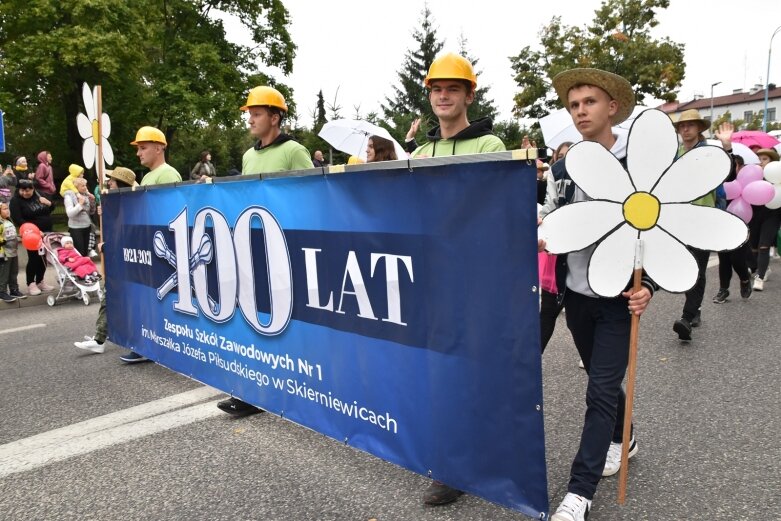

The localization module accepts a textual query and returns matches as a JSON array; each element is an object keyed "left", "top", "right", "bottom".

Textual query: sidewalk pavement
[{"left": 0, "top": 246, "right": 102, "bottom": 311}]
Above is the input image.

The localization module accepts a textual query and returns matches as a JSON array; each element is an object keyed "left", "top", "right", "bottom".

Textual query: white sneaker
[
  {"left": 74, "top": 339, "right": 105, "bottom": 354},
  {"left": 753, "top": 277, "right": 764, "bottom": 291},
  {"left": 28, "top": 282, "right": 41, "bottom": 296},
  {"left": 762, "top": 267, "right": 771, "bottom": 281},
  {"left": 551, "top": 492, "right": 591, "bottom": 521},
  {"left": 603, "top": 436, "right": 638, "bottom": 476},
  {"left": 578, "top": 358, "right": 585, "bottom": 369},
  {"left": 89, "top": 249, "right": 99, "bottom": 258}
]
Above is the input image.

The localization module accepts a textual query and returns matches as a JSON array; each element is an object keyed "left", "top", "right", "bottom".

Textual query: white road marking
[
  {"left": 0, "top": 323, "right": 47, "bottom": 335},
  {"left": 0, "top": 386, "right": 225, "bottom": 478}
]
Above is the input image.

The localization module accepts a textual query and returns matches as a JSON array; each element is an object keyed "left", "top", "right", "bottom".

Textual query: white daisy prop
[
  {"left": 538, "top": 109, "right": 748, "bottom": 297},
  {"left": 76, "top": 83, "right": 114, "bottom": 170}
]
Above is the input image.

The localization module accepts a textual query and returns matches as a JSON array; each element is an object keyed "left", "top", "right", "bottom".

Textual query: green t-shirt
[
  {"left": 140, "top": 163, "right": 182, "bottom": 186},
  {"left": 242, "top": 140, "right": 313, "bottom": 175},
  {"left": 412, "top": 135, "right": 506, "bottom": 158}
]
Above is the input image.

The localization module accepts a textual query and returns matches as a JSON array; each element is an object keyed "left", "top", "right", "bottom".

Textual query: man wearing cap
[
  {"left": 213, "top": 86, "right": 312, "bottom": 417},
  {"left": 411, "top": 52, "right": 505, "bottom": 508},
  {"left": 671, "top": 110, "right": 738, "bottom": 341},
  {"left": 74, "top": 167, "right": 138, "bottom": 354},
  {"left": 412, "top": 53, "right": 505, "bottom": 159},
  {"left": 241, "top": 86, "right": 312, "bottom": 175},
  {"left": 540, "top": 68, "right": 655, "bottom": 521},
  {"left": 116, "top": 127, "right": 181, "bottom": 363}
]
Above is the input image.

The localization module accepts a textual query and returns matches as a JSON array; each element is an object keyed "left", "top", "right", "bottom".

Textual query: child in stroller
[{"left": 58, "top": 235, "right": 101, "bottom": 284}]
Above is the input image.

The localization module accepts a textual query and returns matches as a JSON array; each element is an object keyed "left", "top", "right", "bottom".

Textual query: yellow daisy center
[
  {"left": 623, "top": 192, "right": 660, "bottom": 231},
  {"left": 91, "top": 119, "right": 100, "bottom": 145}
]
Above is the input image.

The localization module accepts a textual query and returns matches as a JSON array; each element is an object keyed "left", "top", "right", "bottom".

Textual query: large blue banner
[{"left": 103, "top": 155, "right": 547, "bottom": 517}]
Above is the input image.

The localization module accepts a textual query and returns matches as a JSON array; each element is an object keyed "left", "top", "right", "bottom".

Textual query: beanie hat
[{"left": 61, "top": 236, "right": 74, "bottom": 246}]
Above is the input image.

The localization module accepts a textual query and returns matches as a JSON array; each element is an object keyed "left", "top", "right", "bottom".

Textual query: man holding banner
[
  {"left": 119, "top": 127, "right": 181, "bottom": 363},
  {"left": 412, "top": 52, "right": 506, "bottom": 507},
  {"left": 216, "top": 86, "right": 312, "bottom": 416},
  {"left": 543, "top": 69, "right": 655, "bottom": 521}
]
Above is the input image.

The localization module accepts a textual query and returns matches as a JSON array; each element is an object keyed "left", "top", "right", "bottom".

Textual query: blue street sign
[{"left": 0, "top": 110, "right": 5, "bottom": 153}]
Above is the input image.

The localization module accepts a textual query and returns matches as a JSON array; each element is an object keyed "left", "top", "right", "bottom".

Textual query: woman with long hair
[{"left": 366, "top": 136, "right": 398, "bottom": 162}]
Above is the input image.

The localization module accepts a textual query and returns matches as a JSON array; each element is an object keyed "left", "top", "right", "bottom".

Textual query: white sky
[{"left": 223, "top": 0, "right": 780, "bottom": 125}]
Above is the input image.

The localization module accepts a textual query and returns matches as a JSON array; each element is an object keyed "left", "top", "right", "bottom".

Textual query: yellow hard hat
[
  {"left": 424, "top": 53, "right": 477, "bottom": 89},
  {"left": 130, "top": 126, "right": 167, "bottom": 145},
  {"left": 240, "top": 86, "right": 288, "bottom": 112}
]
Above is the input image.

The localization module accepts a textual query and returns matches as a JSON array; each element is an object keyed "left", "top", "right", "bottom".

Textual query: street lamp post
[
  {"left": 763, "top": 25, "right": 781, "bottom": 132},
  {"left": 710, "top": 81, "right": 721, "bottom": 133}
]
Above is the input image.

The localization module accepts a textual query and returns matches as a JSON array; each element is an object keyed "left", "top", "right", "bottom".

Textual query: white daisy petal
[
  {"left": 626, "top": 110, "right": 678, "bottom": 192},
  {"left": 82, "top": 140, "right": 96, "bottom": 169},
  {"left": 641, "top": 227, "right": 699, "bottom": 293},
  {"left": 565, "top": 141, "right": 635, "bottom": 201},
  {"left": 77, "top": 113, "right": 92, "bottom": 140},
  {"left": 651, "top": 146, "right": 731, "bottom": 203},
  {"left": 657, "top": 204, "right": 748, "bottom": 252},
  {"left": 82, "top": 83, "right": 95, "bottom": 121},
  {"left": 101, "top": 113, "right": 112, "bottom": 138},
  {"left": 587, "top": 223, "right": 638, "bottom": 297},
  {"left": 539, "top": 201, "right": 624, "bottom": 254},
  {"left": 102, "top": 138, "right": 114, "bottom": 166}
]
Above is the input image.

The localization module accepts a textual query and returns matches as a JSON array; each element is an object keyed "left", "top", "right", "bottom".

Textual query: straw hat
[
  {"left": 674, "top": 109, "right": 710, "bottom": 133},
  {"left": 756, "top": 148, "right": 780, "bottom": 162},
  {"left": 552, "top": 68, "right": 636, "bottom": 125},
  {"left": 106, "top": 167, "right": 138, "bottom": 187}
]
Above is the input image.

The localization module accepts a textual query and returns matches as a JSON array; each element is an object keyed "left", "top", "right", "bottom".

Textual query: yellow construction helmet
[
  {"left": 424, "top": 53, "right": 477, "bottom": 89},
  {"left": 240, "top": 86, "right": 288, "bottom": 112},
  {"left": 130, "top": 126, "right": 167, "bottom": 145}
]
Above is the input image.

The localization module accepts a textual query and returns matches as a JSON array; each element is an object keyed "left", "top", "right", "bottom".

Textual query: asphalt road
[{"left": 1, "top": 258, "right": 779, "bottom": 520}]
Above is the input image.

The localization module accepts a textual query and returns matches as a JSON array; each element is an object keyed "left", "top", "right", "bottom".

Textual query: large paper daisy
[
  {"left": 538, "top": 109, "right": 748, "bottom": 297},
  {"left": 76, "top": 83, "right": 114, "bottom": 170}
]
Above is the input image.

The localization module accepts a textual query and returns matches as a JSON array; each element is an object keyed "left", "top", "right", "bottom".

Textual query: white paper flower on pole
[
  {"left": 76, "top": 83, "right": 114, "bottom": 169},
  {"left": 538, "top": 109, "right": 748, "bottom": 297}
]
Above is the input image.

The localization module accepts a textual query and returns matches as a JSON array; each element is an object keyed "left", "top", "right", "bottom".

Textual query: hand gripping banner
[{"left": 103, "top": 154, "right": 548, "bottom": 517}]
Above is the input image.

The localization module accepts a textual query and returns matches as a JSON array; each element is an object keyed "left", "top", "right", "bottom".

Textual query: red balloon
[
  {"left": 22, "top": 232, "right": 42, "bottom": 250},
  {"left": 20, "top": 223, "right": 40, "bottom": 237}
]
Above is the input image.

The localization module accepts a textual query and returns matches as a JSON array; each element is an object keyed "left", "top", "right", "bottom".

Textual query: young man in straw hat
[
  {"left": 671, "top": 110, "right": 739, "bottom": 340},
  {"left": 542, "top": 68, "right": 655, "bottom": 521},
  {"left": 214, "top": 86, "right": 312, "bottom": 418}
]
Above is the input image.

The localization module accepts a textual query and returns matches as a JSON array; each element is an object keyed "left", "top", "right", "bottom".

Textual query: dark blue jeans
[{"left": 564, "top": 290, "right": 633, "bottom": 500}]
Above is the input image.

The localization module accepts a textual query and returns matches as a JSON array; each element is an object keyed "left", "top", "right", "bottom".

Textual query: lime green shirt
[
  {"left": 140, "top": 163, "right": 182, "bottom": 186},
  {"left": 242, "top": 140, "right": 313, "bottom": 175},
  {"left": 412, "top": 135, "right": 506, "bottom": 158}
]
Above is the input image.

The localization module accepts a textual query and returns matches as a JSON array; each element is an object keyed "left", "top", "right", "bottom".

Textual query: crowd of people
[{"left": 2, "top": 52, "right": 780, "bottom": 521}]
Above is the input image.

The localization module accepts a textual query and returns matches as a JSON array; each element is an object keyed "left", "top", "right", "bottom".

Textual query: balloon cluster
[
  {"left": 19, "top": 222, "right": 43, "bottom": 250},
  {"left": 763, "top": 162, "right": 781, "bottom": 210},
  {"left": 723, "top": 164, "right": 775, "bottom": 223}
]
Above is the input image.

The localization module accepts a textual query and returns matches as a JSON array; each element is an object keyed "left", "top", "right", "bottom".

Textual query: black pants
[
  {"left": 564, "top": 291, "right": 633, "bottom": 500},
  {"left": 25, "top": 248, "right": 46, "bottom": 285},
  {"left": 540, "top": 290, "right": 564, "bottom": 352},
  {"left": 69, "top": 226, "right": 92, "bottom": 257},
  {"left": 718, "top": 242, "right": 750, "bottom": 288},
  {"left": 682, "top": 248, "right": 710, "bottom": 321},
  {"left": 748, "top": 209, "right": 780, "bottom": 278}
]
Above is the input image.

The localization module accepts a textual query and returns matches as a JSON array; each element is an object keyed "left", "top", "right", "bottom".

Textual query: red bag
[{"left": 538, "top": 252, "right": 557, "bottom": 294}]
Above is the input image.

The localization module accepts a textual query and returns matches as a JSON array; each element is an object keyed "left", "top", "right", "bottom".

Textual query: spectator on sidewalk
[
  {"left": 63, "top": 177, "right": 96, "bottom": 257},
  {"left": 190, "top": 150, "right": 217, "bottom": 182},
  {"left": 0, "top": 201, "right": 25, "bottom": 302},
  {"left": 34, "top": 151, "right": 57, "bottom": 201},
  {"left": 9, "top": 179, "right": 54, "bottom": 296}
]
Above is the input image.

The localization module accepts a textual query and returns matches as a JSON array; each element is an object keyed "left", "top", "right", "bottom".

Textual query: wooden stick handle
[{"left": 618, "top": 266, "right": 643, "bottom": 504}]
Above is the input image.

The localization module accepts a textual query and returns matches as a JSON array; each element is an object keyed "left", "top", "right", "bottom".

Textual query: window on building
[
  {"left": 744, "top": 111, "right": 753, "bottom": 123},
  {"left": 768, "top": 108, "right": 777, "bottom": 122}
]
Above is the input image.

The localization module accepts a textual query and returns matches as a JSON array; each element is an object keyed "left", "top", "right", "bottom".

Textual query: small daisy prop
[
  {"left": 76, "top": 83, "right": 114, "bottom": 171},
  {"left": 538, "top": 109, "right": 748, "bottom": 297}
]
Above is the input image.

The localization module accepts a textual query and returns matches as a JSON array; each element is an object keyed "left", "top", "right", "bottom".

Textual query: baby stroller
[{"left": 41, "top": 232, "right": 103, "bottom": 306}]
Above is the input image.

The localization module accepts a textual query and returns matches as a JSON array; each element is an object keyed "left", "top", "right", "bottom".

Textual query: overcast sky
[{"left": 222, "top": 0, "right": 780, "bottom": 125}]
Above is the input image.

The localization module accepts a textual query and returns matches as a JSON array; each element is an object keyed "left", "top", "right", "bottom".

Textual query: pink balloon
[
  {"left": 727, "top": 197, "right": 753, "bottom": 223},
  {"left": 723, "top": 180, "right": 742, "bottom": 200},
  {"left": 737, "top": 164, "right": 764, "bottom": 187},
  {"left": 742, "top": 180, "right": 776, "bottom": 205}
]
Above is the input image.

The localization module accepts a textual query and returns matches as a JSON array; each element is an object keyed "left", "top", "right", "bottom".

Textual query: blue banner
[
  {"left": 103, "top": 156, "right": 547, "bottom": 517},
  {"left": 0, "top": 111, "right": 5, "bottom": 153}
]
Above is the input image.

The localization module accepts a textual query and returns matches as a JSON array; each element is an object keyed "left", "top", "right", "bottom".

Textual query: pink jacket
[
  {"left": 58, "top": 248, "right": 97, "bottom": 278},
  {"left": 35, "top": 151, "right": 56, "bottom": 195}
]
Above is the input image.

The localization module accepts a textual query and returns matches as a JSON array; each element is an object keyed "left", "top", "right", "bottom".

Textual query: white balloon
[
  {"left": 766, "top": 185, "right": 781, "bottom": 210},
  {"left": 763, "top": 162, "right": 781, "bottom": 184}
]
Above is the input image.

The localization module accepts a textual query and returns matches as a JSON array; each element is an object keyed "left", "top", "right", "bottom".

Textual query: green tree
[
  {"left": 314, "top": 90, "right": 327, "bottom": 132},
  {"left": 382, "top": 4, "right": 444, "bottom": 141},
  {"left": 457, "top": 34, "right": 498, "bottom": 122},
  {"left": 0, "top": 0, "right": 296, "bottom": 182},
  {"left": 509, "top": 0, "right": 685, "bottom": 120}
]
